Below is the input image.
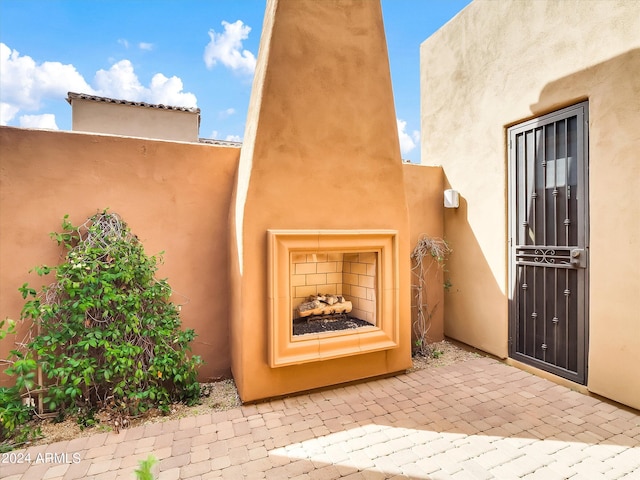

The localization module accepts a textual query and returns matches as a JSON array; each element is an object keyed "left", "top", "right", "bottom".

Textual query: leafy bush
[
  {"left": 0, "top": 385, "right": 37, "bottom": 452},
  {"left": 0, "top": 319, "right": 39, "bottom": 451},
  {"left": 135, "top": 455, "right": 158, "bottom": 480},
  {"left": 6, "top": 211, "right": 202, "bottom": 428}
]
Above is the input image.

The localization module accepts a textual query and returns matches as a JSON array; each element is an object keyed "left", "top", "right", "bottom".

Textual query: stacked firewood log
[{"left": 296, "top": 294, "right": 353, "bottom": 318}]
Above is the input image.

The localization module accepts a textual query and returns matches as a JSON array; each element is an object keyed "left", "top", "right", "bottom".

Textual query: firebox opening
[{"left": 291, "top": 251, "right": 378, "bottom": 336}]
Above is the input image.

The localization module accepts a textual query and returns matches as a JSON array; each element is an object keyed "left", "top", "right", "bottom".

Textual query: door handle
[{"left": 570, "top": 248, "right": 587, "bottom": 268}]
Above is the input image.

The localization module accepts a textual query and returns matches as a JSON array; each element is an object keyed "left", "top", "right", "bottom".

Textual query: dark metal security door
[{"left": 508, "top": 102, "right": 589, "bottom": 384}]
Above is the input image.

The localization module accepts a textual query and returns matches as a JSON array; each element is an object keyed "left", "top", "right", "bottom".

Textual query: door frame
[{"left": 507, "top": 101, "right": 590, "bottom": 385}]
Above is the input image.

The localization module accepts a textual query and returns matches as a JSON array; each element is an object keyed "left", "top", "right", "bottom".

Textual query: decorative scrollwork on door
[{"left": 533, "top": 249, "right": 556, "bottom": 264}]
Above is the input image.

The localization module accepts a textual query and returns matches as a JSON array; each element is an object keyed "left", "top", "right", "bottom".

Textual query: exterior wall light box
[{"left": 444, "top": 189, "right": 459, "bottom": 208}]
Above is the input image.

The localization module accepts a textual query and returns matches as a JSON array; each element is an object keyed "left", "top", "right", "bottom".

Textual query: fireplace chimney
[{"left": 229, "top": 0, "right": 411, "bottom": 402}]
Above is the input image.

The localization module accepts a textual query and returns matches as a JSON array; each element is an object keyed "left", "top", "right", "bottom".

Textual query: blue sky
[{"left": 0, "top": 0, "right": 470, "bottom": 163}]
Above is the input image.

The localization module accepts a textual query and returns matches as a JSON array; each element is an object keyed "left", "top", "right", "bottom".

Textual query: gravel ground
[
  {"left": 26, "top": 339, "right": 482, "bottom": 447},
  {"left": 408, "top": 339, "right": 483, "bottom": 372}
]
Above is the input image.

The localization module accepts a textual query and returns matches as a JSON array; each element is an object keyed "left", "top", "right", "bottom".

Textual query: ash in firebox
[{"left": 293, "top": 314, "right": 373, "bottom": 336}]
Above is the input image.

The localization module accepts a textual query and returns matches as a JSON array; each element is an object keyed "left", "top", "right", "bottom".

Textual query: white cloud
[
  {"left": 92, "top": 60, "right": 198, "bottom": 107},
  {"left": 218, "top": 107, "right": 236, "bottom": 119},
  {"left": 93, "top": 59, "right": 146, "bottom": 100},
  {"left": 118, "top": 39, "right": 130, "bottom": 49},
  {"left": 204, "top": 20, "right": 256, "bottom": 74},
  {"left": 147, "top": 73, "right": 197, "bottom": 107},
  {"left": 1, "top": 103, "right": 20, "bottom": 125},
  {"left": 208, "top": 131, "right": 241, "bottom": 142},
  {"left": 0, "top": 42, "right": 93, "bottom": 124},
  {"left": 138, "top": 42, "right": 154, "bottom": 51},
  {"left": 0, "top": 43, "right": 198, "bottom": 126},
  {"left": 397, "top": 118, "right": 420, "bottom": 155},
  {"left": 19, "top": 114, "right": 59, "bottom": 129}
]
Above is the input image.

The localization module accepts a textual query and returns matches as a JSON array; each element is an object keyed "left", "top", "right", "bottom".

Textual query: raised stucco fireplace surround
[{"left": 268, "top": 230, "right": 400, "bottom": 367}]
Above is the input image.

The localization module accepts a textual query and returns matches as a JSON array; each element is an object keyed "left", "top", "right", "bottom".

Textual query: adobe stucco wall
[
  {"left": 0, "top": 132, "right": 446, "bottom": 395},
  {"left": 71, "top": 99, "right": 200, "bottom": 143},
  {"left": 421, "top": 0, "right": 640, "bottom": 409},
  {"left": 403, "top": 164, "right": 445, "bottom": 345},
  {"left": 0, "top": 126, "right": 239, "bottom": 386}
]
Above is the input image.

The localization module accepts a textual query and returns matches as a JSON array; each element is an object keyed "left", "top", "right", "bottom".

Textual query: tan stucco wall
[
  {"left": 403, "top": 164, "right": 445, "bottom": 344},
  {"left": 0, "top": 126, "right": 239, "bottom": 386},
  {"left": 229, "top": 0, "right": 413, "bottom": 402},
  {"left": 421, "top": 0, "right": 640, "bottom": 409},
  {"left": 70, "top": 99, "right": 200, "bottom": 142}
]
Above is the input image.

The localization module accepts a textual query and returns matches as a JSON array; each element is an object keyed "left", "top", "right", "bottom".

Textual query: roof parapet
[{"left": 66, "top": 91, "right": 200, "bottom": 114}]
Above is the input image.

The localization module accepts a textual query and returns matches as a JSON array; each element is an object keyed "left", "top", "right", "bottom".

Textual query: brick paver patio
[{"left": 2, "top": 356, "right": 639, "bottom": 479}]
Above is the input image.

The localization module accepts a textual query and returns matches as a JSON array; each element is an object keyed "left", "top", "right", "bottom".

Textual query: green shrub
[
  {"left": 135, "top": 455, "right": 158, "bottom": 480},
  {"left": 0, "top": 385, "right": 38, "bottom": 452},
  {"left": 1, "top": 319, "right": 40, "bottom": 451},
  {"left": 6, "top": 211, "right": 202, "bottom": 427}
]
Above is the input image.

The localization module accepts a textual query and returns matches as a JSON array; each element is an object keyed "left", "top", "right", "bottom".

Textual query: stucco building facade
[
  {"left": 421, "top": 0, "right": 640, "bottom": 410},
  {"left": 67, "top": 92, "right": 201, "bottom": 143}
]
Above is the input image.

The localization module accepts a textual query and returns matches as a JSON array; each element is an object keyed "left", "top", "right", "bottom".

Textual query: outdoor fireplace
[
  {"left": 268, "top": 230, "right": 400, "bottom": 367},
  {"left": 228, "top": 0, "right": 412, "bottom": 402}
]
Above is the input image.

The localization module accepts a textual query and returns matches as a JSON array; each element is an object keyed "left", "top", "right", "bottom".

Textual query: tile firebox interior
[
  {"left": 268, "top": 230, "right": 400, "bottom": 367},
  {"left": 291, "top": 251, "right": 378, "bottom": 326}
]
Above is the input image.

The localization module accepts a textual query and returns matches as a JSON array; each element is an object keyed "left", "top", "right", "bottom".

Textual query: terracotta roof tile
[
  {"left": 198, "top": 138, "right": 242, "bottom": 147},
  {"left": 66, "top": 91, "right": 200, "bottom": 114}
]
